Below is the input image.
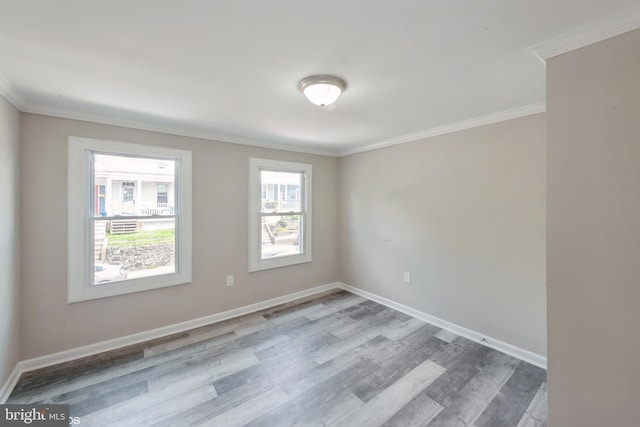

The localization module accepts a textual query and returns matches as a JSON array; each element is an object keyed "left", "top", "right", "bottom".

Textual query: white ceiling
[{"left": 1, "top": 1, "right": 639, "bottom": 156}]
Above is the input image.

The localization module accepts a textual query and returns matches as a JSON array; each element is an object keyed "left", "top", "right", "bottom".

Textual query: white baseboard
[
  {"left": 2, "top": 280, "right": 546, "bottom": 401},
  {"left": 337, "top": 283, "right": 547, "bottom": 369},
  {"left": 0, "top": 363, "right": 22, "bottom": 404},
  {"left": 1, "top": 282, "right": 341, "bottom": 401}
]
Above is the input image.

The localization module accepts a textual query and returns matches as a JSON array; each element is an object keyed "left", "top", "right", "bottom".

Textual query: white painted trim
[
  {"left": 531, "top": 5, "right": 640, "bottom": 61},
  {"left": 2, "top": 281, "right": 546, "bottom": 399},
  {"left": 21, "top": 103, "right": 337, "bottom": 157},
  {"left": 249, "top": 158, "right": 312, "bottom": 272},
  {"left": 0, "top": 72, "right": 26, "bottom": 110},
  {"left": 19, "top": 94, "right": 546, "bottom": 159},
  {"left": 67, "top": 137, "right": 193, "bottom": 303},
  {"left": 17, "top": 283, "right": 340, "bottom": 375},
  {"left": 338, "top": 102, "right": 546, "bottom": 157},
  {"left": 0, "top": 363, "right": 22, "bottom": 404},
  {"left": 337, "top": 283, "right": 547, "bottom": 369}
]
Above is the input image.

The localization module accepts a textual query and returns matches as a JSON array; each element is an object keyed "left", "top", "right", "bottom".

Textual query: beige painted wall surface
[
  {"left": 20, "top": 113, "right": 338, "bottom": 359},
  {"left": 0, "top": 95, "right": 20, "bottom": 386},
  {"left": 338, "top": 114, "right": 547, "bottom": 356},
  {"left": 547, "top": 29, "right": 640, "bottom": 427}
]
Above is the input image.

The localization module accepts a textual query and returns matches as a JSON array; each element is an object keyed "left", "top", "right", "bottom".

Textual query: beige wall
[
  {"left": 547, "top": 29, "right": 640, "bottom": 426},
  {"left": 338, "top": 114, "right": 547, "bottom": 356},
  {"left": 20, "top": 113, "right": 339, "bottom": 359},
  {"left": 0, "top": 95, "right": 20, "bottom": 386}
]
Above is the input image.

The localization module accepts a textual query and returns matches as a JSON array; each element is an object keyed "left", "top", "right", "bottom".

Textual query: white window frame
[
  {"left": 249, "top": 158, "right": 312, "bottom": 272},
  {"left": 68, "top": 137, "right": 192, "bottom": 303}
]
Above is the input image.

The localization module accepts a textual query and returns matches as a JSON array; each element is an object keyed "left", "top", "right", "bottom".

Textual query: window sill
[
  {"left": 67, "top": 271, "right": 192, "bottom": 303},
  {"left": 249, "top": 252, "right": 312, "bottom": 272}
]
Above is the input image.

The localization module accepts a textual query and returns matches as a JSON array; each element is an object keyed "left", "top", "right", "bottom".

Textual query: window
[
  {"left": 122, "top": 182, "right": 135, "bottom": 201},
  {"left": 157, "top": 183, "right": 168, "bottom": 204},
  {"left": 249, "top": 158, "right": 311, "bottom": 271},
  {"left": 68, "top": 137, "right": 192, "bottom": 303}
]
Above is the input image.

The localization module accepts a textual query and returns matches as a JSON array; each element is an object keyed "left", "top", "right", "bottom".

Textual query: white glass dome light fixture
[{"left": 298, "top": 75, "right": 347, "bottom": 107}]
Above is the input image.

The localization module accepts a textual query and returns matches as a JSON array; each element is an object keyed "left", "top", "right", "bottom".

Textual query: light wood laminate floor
[{"left": 9, "top": 290, "right": 548, "bottom": 426}]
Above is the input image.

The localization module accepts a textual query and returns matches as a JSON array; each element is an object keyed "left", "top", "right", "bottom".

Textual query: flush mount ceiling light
[{"left": 298, "top": 75, "right": 347, "bottom": 107}]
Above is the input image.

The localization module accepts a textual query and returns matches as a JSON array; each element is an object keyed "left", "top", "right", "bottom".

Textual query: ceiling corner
[
  {"left": 531, "top": 5, "right": 640, "bottom": 60},
  {"left": 0, "top": 72, "right": 26, "bottom": 110}
]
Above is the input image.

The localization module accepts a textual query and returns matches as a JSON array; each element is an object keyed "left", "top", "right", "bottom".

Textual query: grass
[{"left": 108, "top": 228, "right": 175, "bottom": 247}]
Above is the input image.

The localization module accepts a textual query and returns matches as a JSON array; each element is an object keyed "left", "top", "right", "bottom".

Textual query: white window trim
[
  {"left": 68, "top": 137, "right": 192, "bottom": 303},
  {"left": 249, "top": 158, "right": 312, "bottom": 272}
]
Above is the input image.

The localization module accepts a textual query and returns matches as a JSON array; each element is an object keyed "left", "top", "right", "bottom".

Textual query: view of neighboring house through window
[
  {"left": 249, "top": 158, "right": 311, "bottom": 272},
  {"left": 93, "top": 153, "right": 177, "bottom": 284},
  {"left": 261, "top": 170, "right": 303, "bottom": 258},
  {"left": 68, "top": 137, "right": 192, "bottom": 303}
]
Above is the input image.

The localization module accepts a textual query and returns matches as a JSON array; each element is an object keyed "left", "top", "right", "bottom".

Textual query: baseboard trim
[
  {"left": 5, "top": 282, "right": 340, "bottom": 398},
  {"left": 3, "top": 280, "right": 546, "bottom": 401},
  {"left": 337, "top": 283, "right": 547, "bottom": 369},
  {"left": 0, "top": 363, "right": 22, "bottom": 404}
]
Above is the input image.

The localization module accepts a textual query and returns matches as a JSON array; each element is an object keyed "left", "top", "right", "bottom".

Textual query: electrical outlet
[
  {"left": 226, "top": 275, "right": 234, "bottom": 287},
  {"left": 403, "top": 272, "right": 411, "bottom": 284}
]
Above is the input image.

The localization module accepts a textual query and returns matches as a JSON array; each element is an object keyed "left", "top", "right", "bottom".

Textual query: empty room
[{"left": 1, "top": 1, "right": 639, "bottom": 426}]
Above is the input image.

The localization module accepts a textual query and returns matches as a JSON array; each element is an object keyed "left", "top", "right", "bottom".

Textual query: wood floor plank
[
  {"left": 66, "top": 348, "right": 255, "bottom": 424},
  {"left": 116, "top": 382, "right": 218, "bottom": 427},
  {"left": 516, "top": 382, "right": 548, "bottom": 427},
  {"left": 330, "top": 359, "right": 445, "bottom": 427},
  {"left": 331, "top": 305, "right": 409, "bottom": 340},
  {"left": 350, "top": 335, "right": 443, "bottom": 403},
  {"left": 64, "top": 380, "right": 148, "bottom": 418},
  {"left": 381, "top": 393, "right": 443, "bottom": 427},
  {"left": 474, "top": 361, "right": 547, "bottom": 427},
  {"left": 8, "top": 329, "right": 241, "bottom": 404},
  {"left": 347, "top": 299, "right": 388, "bottom": 320},
  {"left": 9, "top": 344, "right": 146, "bottom": 398},
  {"left": 144, "top": 313, "right": 267, "bottom": 357},
  {"left": 146, "top": 347, "right": 260, "bottom": 392},
  {"left": 78, "top": 381, "right": 216, "bottom": 426},
  {"left": 155, "top": 378, "right": 277, "bottom": 426},
  {"left": 261, "top": 304, "right": 324, "bottom": 327},
  {"left": 434, "top": 328, "right": 459, "bottom": 343},
  {"left": 425, "top": 340, "right": 493, "bottom": 407},
  {"left": 429, "top": 335, "right": 489, "bottom": 370},
  {"left": 9, "top": 291, "right": 547, "bottom": 426},
  {"left": 280, "top": 335, "right": 392, "bottom": 398},
  {"left": 305, "top": 293, "right": 367, "bottom": 320},
  {"left": 427, "top": 352, "right": 520, "bottom": 427},
  {"left": 313, "top": 308, "right": 415, "bottom": 365},
  {"left": 246, "top": 372, "right": 366, "bottom": 427},
  {"left": 382, "top": 316, "right": 428, "bottom": 341},
  {"left": 198, "top": 386, "right": 289, "bottom": 427},
  {"left": 212, "top": 338, "right": 320, "bottom": 396}
]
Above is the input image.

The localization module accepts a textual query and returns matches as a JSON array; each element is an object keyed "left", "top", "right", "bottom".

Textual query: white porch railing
[{"left": 140, "top": 204, "right": 175, "bottom": 215}]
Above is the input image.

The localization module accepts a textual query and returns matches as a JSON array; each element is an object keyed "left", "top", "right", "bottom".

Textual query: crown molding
[
  {"left": 20, "top": 103, "right": 339, "bottom": 157},
  {"left": 19, "top": 100, "right": 547, "bottom": 159},
  {"left": 531, "top": 5, "right": 640, "bottom": 61},
  {"left": 338, "top": 102, "right": 546, "bottom": 157},
  {"left": 0, "top": 72, "right": 26, "bottom": 109},
  {"left": 11, "top": 81, "right": 546, "bottom": 158}
]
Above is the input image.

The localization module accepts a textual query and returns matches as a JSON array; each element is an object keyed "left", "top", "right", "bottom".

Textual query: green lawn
[{"left": 108, "top": 229, "right": 175, "bottom": 247}]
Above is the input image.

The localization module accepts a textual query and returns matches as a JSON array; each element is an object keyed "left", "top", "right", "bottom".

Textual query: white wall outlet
[
  {"left": 403, "top": 272, "right": 411, "bottom": 284},
  {"left": 226, "top": 275, "right": 234, "bottom": 287}
]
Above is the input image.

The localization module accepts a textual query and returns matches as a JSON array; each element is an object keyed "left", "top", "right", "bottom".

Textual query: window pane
[
  {"left": 260, "top": 170, "right": 302, "bottom": 213},
  {"left": 157, "top": 184, "right": 168, "bottom": 204},
  {"left": 93, "top": 218, "right": 176, "bottom": 285},
  {"left": 261, "top": 215, "right": 302, "bottom": 259},
  {"left": 93, "top": 154, "right": 175, "bottom": 217}
]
